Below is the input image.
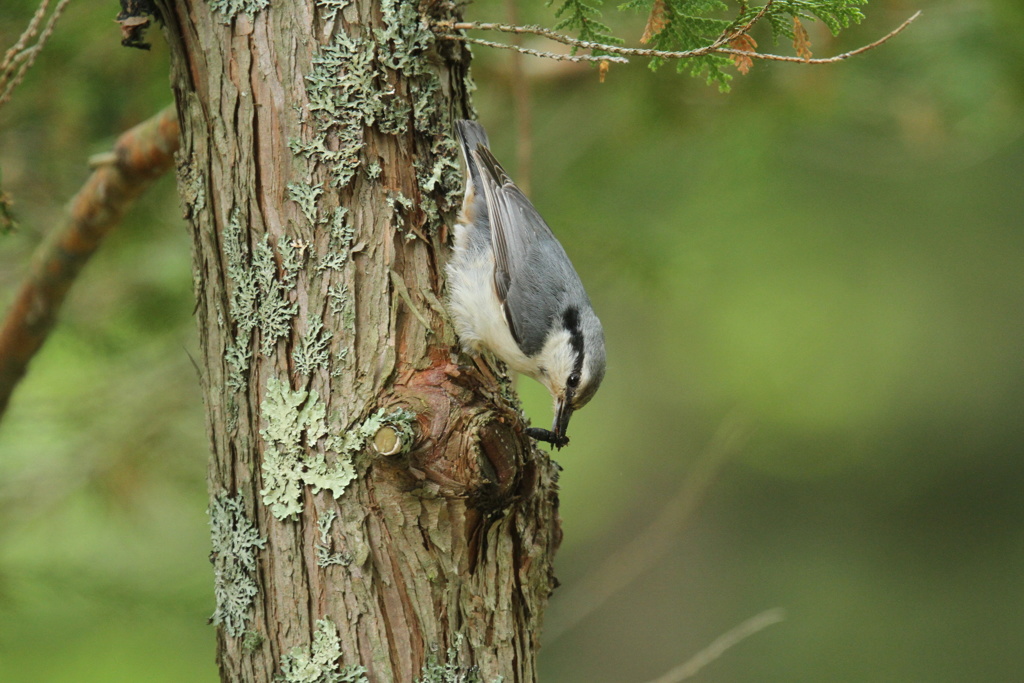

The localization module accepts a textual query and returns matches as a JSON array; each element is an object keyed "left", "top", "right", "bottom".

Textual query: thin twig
[
  {"left": 0, "top": 0, "right": 72, "bottom": 109},
  {"left": 642, "top": 608, "right": 787, "bottom": 683},
  {"left": 437, "top": 34, "right": 629, "bottom": 63},
  {"left": 0, "top": 106, "right": 180, "bottom": 422},
  {"left": 544, "top": 412, "right": 751, "bottom": 643},
  {"left": 703, "top": 0, "right": 776, "bottom": 55},
  {"left": 442, "top": 20, "right": 736, "bottom": 59},
  {"left": 0, "top": 0, "right": 51, "bottom": 72},
  {"left": 719, "top": 10, "right": 922, "bottom": 64},
  {"left": 437, "top": 10, "right": 920, "bottom": 65},
  {"left": 440, "top": 21, "right": 647, "bottom": 56}
]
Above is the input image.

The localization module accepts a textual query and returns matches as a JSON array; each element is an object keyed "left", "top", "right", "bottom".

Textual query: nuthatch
[{"left": 446, "top": 120, "right": 606, "bottom": 448}]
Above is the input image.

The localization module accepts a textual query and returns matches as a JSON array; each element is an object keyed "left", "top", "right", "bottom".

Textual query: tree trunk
[{"left": 155, "top": 1, "right": 562, "bottom": 680}]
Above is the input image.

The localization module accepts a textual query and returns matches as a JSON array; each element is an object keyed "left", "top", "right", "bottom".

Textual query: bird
[{"left": 446, "top": 119, "right": 606, "bottom": 448}]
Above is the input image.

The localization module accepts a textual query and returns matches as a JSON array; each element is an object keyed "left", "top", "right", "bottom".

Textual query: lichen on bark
[
  {"left": 260, "top": 376, "right": 357, "bottom": 519},
  {"left": 279, "top": 617, "right": 369, "bottom": 683},
  {"left": 209, "top": 493, "right": 267, "bottom": 637}
]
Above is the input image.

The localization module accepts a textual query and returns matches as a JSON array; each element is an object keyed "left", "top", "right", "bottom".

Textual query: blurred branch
[
  {"left": 505, "top": 0, "right": 533, "bottom": 196},
  {"left": 642, "top": 608, "right": 786, "bottom": 683},
  {"left": 435, "top": 11, "right": 921, "bottom": 67},
  {"left": 544, "top": 412, "right": 751, "bottom": 643},
  {"left": 0, "top": 105, "right": 180, "bottom": 423},
  {"left": 0, "top": 0, "right": 73, "bottom": 110}
]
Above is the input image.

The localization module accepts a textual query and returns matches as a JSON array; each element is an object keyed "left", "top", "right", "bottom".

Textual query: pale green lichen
[
  {"left": 209, "top": 493, "right": 267, "bottom": 638},
  {"left": 376, "top": 0, "right": 464, "bottom": 228},
  {"left": 415, "top": 634, "right": 496, "bottom": 683},
  {"left": 317, "top": 0, "right": 349, "bottom": 23},
  {"left": 376, "top": 0, "right": 433, "bottom": 76},
  {"left": 223, "top": 210, "right": 257, "bottom": 390},
  {"left": 316, "top": 250, "right": 348, "bottom": 274},
  {"left": 327, "top": 283, "right": 355, "bottom": 335},
  {"left": 414, "top": 138, "right": 461, "bottom": 229},
  {"left": 317, "top": 547, "right": 350, "bottom": 567},
  {"left": 329, "top": 357, "right": 348, "bottom": 379},
  {"left": 209, "top": 0, "right": 269, "bottom": 21},
  {"left": 315, "top": 508, "right": 352, "bottom": 568},
  {"left": 280, "top": 625, "right": 498, "bottom": 682},
  {"left": 289, "top": 0, "right": 464, "bottom": 229},
  {"left": 288, "top": 181, "right": 325, "bottom": 228},
  {"left": 290, "top": 28, "right": 377, "bottom": 188},
  {"left": 281, "top": 236, "right": 309, "bottom": 277},
  {"left": 255, "top": 235, "right": 300, "bottom": 357},
  {"left": 294, "top": 316, "right": 333, "bottom": 376},
  {"left": 369, "top": 0, "right": 429, "bottom": 135},
  {"left": 317, "top": 207, "right": 354, "bottom": 273},
  {"left": 386, "top": 191, "right": 415, "bottom": 240},
  {"left": 279, "top": 617, "right": 368, "bottom": 683},
  {"left": 223, "top": 209, "right": 300, "bottom": 390},
  {"left": 243, "top": 629, "right": 265, "bottom": 652},
  {"left": 176, "top": 154, "right": 207, "bottom": 218},
  {"left": 281, "top": 623, "right": 492, "bottom": 683},
  {"left": 327, "top": 207, "right": 352, "bottom": 244},
  {"left": 260, "top": 376, "right": 356, "bottom": 520}
]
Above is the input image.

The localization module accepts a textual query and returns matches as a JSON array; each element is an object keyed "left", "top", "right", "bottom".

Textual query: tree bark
[{"left": 155, "top": 1, "right": 562, "bottom": 681}]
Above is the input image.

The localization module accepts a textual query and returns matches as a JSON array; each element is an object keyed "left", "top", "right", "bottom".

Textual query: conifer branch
[
  {"left": 435, "top": 10, "right": 919, "bottom": 68},
  {"left": 0, "top": 106, "right": 180, "bottom": 422},
  {"left": 719, "top": 10, "right": 920, "bottom": 64}
]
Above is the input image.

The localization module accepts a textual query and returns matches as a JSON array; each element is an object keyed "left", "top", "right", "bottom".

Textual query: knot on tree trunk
[{"left": 382, "top": 349, "right": 539, "bottom": 519}]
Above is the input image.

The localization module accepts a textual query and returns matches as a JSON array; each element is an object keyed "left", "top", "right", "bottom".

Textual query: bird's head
[{"left": 535, "top": 305, "right": 606, "bottom": 446}]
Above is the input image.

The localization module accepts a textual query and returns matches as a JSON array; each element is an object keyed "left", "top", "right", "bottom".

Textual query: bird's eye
[{"left": 567, "top": 372, "right": 581, "bottom": 388}]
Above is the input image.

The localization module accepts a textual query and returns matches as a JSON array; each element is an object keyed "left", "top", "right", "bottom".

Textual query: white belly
[{"left": 446, "top": 228, "right": 535, "bottom": 377}]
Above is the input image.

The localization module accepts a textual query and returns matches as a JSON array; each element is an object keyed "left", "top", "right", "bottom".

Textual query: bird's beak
[{"left": 553, "top": 397, "right": 574, "bottom": 444}]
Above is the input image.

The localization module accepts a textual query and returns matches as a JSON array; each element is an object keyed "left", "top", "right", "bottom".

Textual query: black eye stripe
[
  {"left": 562, "top": 306, "right": 585, "bottom": 384},
  {"left": 562, "top": 306, "right": 580, "bottom": 332}
]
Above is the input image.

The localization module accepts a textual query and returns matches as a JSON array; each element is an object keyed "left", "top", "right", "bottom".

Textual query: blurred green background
[{"left": 1, "top": 0, "right": 1021, "bottom": 681}]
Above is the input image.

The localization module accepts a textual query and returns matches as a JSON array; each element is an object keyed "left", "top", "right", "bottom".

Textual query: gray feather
[
  {"left": 454, "top": 120, "right": 490, "bottom": 237},
  {"left": 471, "top": 145, "right": 595, "bottom": 358}
]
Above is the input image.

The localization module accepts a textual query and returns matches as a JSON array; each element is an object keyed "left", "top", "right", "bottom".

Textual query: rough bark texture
[{"left": 156, "top": 1, "right": 562, "bottom": 681}]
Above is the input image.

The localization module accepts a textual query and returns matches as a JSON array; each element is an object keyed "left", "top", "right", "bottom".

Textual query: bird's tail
[{"left": 455, "top": 119, "right": 490, "bottom": 210}]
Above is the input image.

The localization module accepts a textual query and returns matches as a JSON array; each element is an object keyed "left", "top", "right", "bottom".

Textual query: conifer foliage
[
  {"left": 556, "top": 0, "right": 868, "bottom": 86},
  {"left": 440, "top": 1, "right": 915, "bottom": 90}
]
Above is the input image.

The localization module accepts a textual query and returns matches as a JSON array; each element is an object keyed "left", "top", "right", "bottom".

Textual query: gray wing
[{"left": 472, "top": 147, "right": 587, "bottom": 357}]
